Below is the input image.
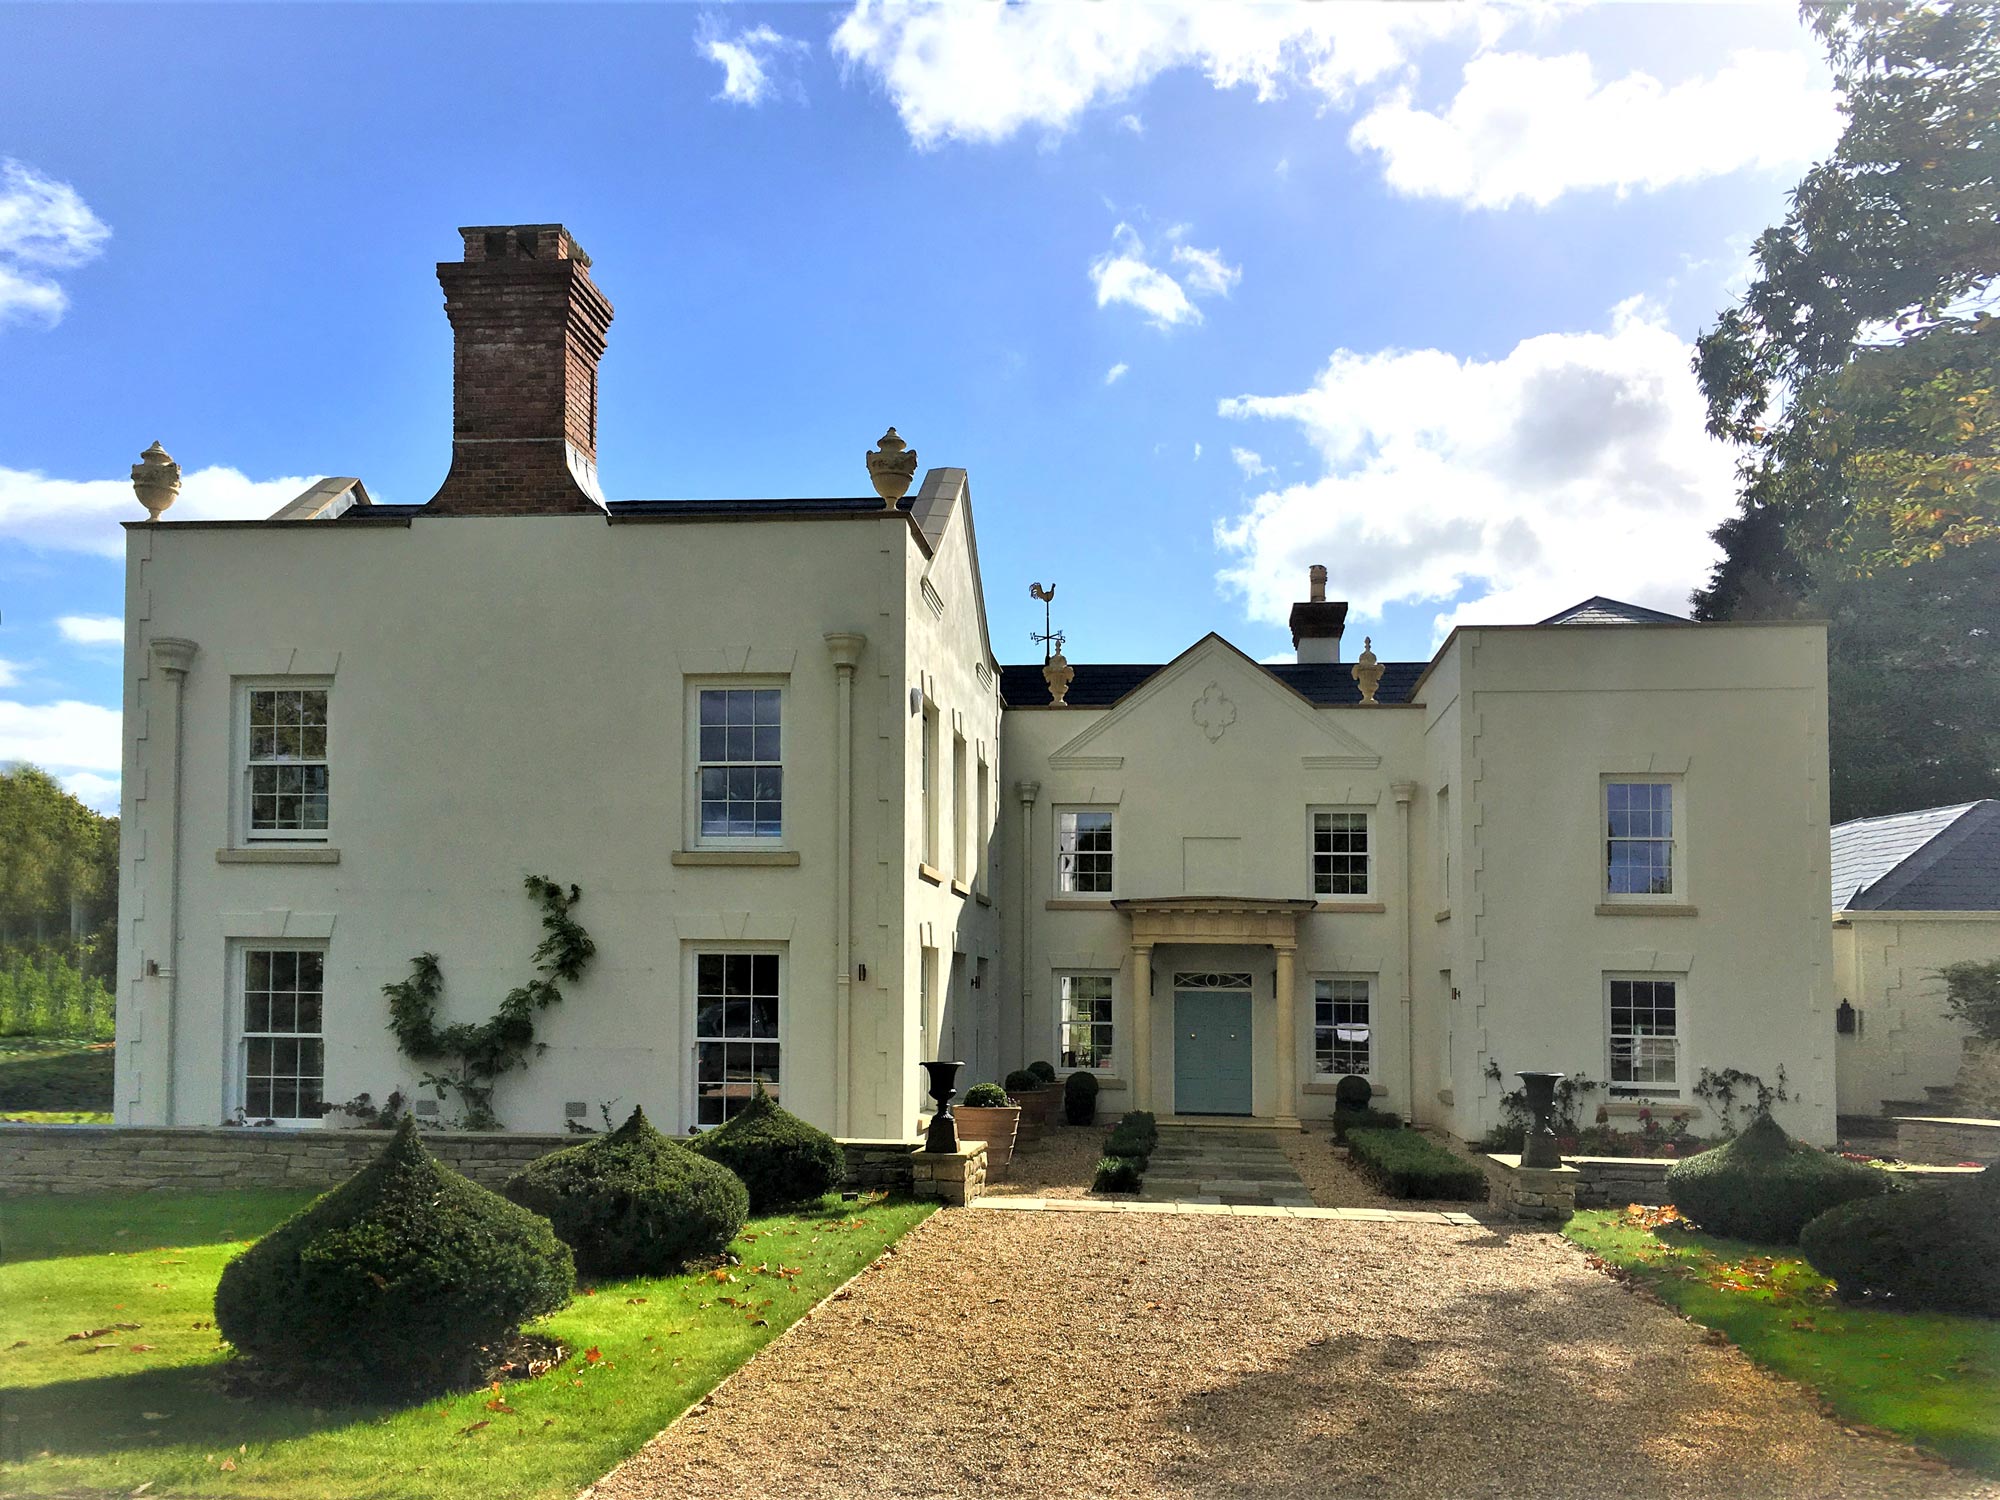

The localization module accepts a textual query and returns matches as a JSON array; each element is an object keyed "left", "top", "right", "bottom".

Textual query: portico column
[
  {"left": 1129, "top": 941, "right": 1153, "bottom": 1111},
  {"left": 1273, "top": 943, "right": 1299, "bottom": 1126}
]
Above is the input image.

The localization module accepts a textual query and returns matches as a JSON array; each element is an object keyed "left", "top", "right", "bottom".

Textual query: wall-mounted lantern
[{"left": 1836, "top": 999, "right": 1860, "bottom": 1036}]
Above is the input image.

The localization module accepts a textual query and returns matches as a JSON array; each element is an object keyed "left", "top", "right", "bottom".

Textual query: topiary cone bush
[
  {"left": 1663, "top": 1112, "right": 1889, "bottom": 1244},
  {"left": 1799, "top": 1164, "right": 2000, "bottom": 1316},
  {"left": 214, "top": 1116, "right": 574, "bottom": 1398},
  {"left": 1063, "top": 1069, "right": 1100, "bottom": 1126},
  {"left": 686, "top": 1081, "right": 845, "bottom": 1212},
  {"left": 504, "top": 1106, "right": 749, "bottom": 1277}
]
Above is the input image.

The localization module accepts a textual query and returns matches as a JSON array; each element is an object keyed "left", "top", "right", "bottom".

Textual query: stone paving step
[{"left": 1136, "top": 1128, "right": 1311, "bottom": 1209}]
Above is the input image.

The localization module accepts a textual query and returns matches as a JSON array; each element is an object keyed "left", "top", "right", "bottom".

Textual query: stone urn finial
[
  {"left": 1352, "top": 636, "right": 1384, "bottom": 705},
  {"left": 132, "top": 441, "right": 182, "bottom": 520},
  {"left": 1042, "top": 648, "right": 1074, "bottom": 708},
  {"left": 866, "top": 427, "right": 918, "bottom": 508}
]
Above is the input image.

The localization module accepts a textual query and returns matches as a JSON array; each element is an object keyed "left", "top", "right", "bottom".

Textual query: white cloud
[
  {"left": 1193, "top": 442, "right": 1203, "bottom": 460},
  {"left": 1214, "top": 296, "right": 1730, "bottom": 642},
  {"left": 0, "top": 462, "right": 322, "bottom": 559},
  {"left": 831, "top": 0, "right": 1494, "bottom": 148},
  {"left": 1170, "top": 245, "right": 1241, "bottom": 298},
  {"left": 700, "top": 20, "right": 809, "bottom": 106},
  {"left": 1231, "top": 447, "right": 1272, "bottom": 479},
  {"left": 1116, "top": 113, "right": 1144, "bottom": 136},
  {"left": 0, "top": 159, "right": 111, "bottom": 329},
  {"left": 0, "top": 658, "right": 20, "bottom": 688},
  {"left": 0, "top": 699, "right": 119, "bottom": 775},
  {"left": 1104, "top": 361, "right": 1130, "bottom": 385},
  {"left": 60, "top": 771, "right": 118, "bottom": 814},
  {"left": 57, "top": 614, "right": 121, "bottom": 646},
  {"left": 1089, "top": 223, "right": 1238, "bottom": 331},
  {"left": 1350, "top": 48, "right": 1839, "bottom": 210}
]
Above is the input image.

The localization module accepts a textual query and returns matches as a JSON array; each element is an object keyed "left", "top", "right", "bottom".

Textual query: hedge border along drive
[{"left": 1346, "top": 1128, "right": 1487, "bottom": 1201}]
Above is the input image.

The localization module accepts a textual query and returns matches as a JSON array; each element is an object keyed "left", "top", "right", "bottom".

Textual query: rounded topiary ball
[
  {"left": 215, "top": 1116, "right": 574, "bottom": 1397},
  {"left": 1028, "top": 1060, "right": 1058, "bottom": 1086},
  {"left": 1664, "top": 1113, "right": 1888, "bottom": 1243},
  {"left": 962, "top": 1082, "right": 1011, "bottom": 1108},
  {"left": 1800, "top": 1164, "right": 1998, "bottom": 1315},
  {"left": 504, "top": 1106, "right": 749, "bottom": 1277},
  {"left": 1004, "top": 1068, "right": 1042, "bottom": 1094},
  {"left": 1063, "top": 1069, "right": 1100, "bottom": 1126},
  {"left": 686, "top": 1083, "right": 845, "bottom": 1212},
  {"left": 1334, "top": 1075, "right": 1373, "bottom": 1112}
]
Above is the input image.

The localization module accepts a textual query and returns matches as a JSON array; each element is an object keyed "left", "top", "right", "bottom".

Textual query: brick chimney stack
[
  {"left": 425, "top": 224, "right": 614, "bottom": 515},
  {"left": 1289, "top": 563, "right": 1348, "bottom": 664}
]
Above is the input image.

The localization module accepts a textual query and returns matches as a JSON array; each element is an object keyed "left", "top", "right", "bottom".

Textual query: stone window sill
[
  {"left": 217, "top": 847, "right": 340, "bottom": 865},
  {"left": 950, "top": 878, "right": 972, "bottom": 898},
  {"left": 917, "top": 862, "right": 945, "bottom": 886},
  {"left": 1045, "top": 898, "right": 1115, "bottom": 911},
  {"left": 1595, "top": 902, "right": 1698, "bottom": 918},
  {"left": 974, "top": 891, "right": 993, "bottom": 908},
  {"left": 1304, "top": 1078, "right": 1386, "bottom": 1098},
  {"left": 671, "top": 849, "right": 801, "bottom": 867},
  {"left": 1314, "top": 900, "right": 1386, "bottom": 914},
  {"left": 1434, "top": 908, "right": 1451, "bottom": 923}
]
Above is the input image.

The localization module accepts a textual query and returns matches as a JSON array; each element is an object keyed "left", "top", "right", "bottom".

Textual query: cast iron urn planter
[
  {"left": 1515, "top": 1071, "right": 1565, "bottom": 1169},
  {"left": 921, "top": 1060, "right": 963, "bottom": 1153}
]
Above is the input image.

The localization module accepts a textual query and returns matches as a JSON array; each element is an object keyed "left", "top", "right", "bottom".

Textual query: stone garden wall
[
  {"left": 1893, "top": 1116, "right": 2000, "bottom": 1166},
  {"left": 0, "top": 1125, "right": 932, "bottom": 1197},
  {"left": 1482, "top": 1153, "right": 1676, "bottom": 1221}
]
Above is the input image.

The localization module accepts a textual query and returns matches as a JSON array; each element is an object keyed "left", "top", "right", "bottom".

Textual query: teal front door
[{"left": 1174, "top": 987, "right": 1254, "bottom": 1115}]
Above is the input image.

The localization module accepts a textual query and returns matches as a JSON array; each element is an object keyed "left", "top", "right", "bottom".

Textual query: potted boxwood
[
  {"left": 1006, "top": 1068, "right": 1056, "bottom": 1141},
  {"left": 956, "top": 1083, "right": 1021, "bottom": 1171}
]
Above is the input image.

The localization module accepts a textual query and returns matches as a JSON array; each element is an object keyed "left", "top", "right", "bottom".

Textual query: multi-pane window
[
  {"left": 1057, "top": 809, "right": 1115, "bottom": 894},
  {"left": 697, "top": 687, "right": 783, "bottom": 840},
  {"left": 241, "top": 947, "right": 324, "bottom": 1122},
  {"left": 1058, "top": 974, "right": 1114, "bottom": 1071},
  {"left": 1605, "top": 781, "right": 1676, "bottom": 897},
  {"left": 1313, "top": 977, "right": 1372, "bottom": 1077},
  {"left": 245, "top": 687, "right": 329, "bottom": 838},
  {"left": 693, "top": 951, "right": 781, "bottom": 1126},
  {"left": 1609, "top": 977, "right": 1680, "bottom": 1094},
  {"left": 1311, "top": 811, "right": 1371, "bottom": 897}
]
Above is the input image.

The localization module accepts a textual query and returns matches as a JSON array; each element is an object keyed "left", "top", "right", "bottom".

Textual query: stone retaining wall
[
  {"left": 0, "top": 1125, "right": 927, "bottom": 1197},
  {"left": 1894, "top": 1116, "right": 2000, "bottom": 1166},
  {"left": 1568, "top": 1155, "right": 1675, "bottom": 1208},
  {"left": 1482, "top": 1153, "right": 1678, "bottom": 1221},
  {"left": 909, "top": 1141, "right": 986, "bottom": 1206}
]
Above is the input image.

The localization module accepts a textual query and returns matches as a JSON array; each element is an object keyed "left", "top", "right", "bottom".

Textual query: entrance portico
[{"left": 1113, "top": 897, "right": 1315, "bottom": 1127}]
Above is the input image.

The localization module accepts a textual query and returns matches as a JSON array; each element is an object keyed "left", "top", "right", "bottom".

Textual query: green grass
[
  {"left": 0, "top": 1036, "right": 113, "bottom": 1111},
  {"left": 1567, "top": 1207, "right": 2000, "bottom": 1475},
  {"left": 0, "top": 1186, "right": 935, "bottom": 1498}
]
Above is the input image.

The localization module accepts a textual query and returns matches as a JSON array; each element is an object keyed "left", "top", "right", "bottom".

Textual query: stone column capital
[
  {"left": 1015, "top": 779, "right": 1041, "bottom": 805},
  {"left": 1391, "top": 780, "right": 1419, "bottom": 804}
]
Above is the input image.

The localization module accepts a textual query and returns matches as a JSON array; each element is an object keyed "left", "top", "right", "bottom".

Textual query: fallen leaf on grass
[
  {"left": 218, "top": 1460, "right": 237, "bottom": 1472},
  {"left": 484, "top": 1399, "right": 517, "bottom": 1415},
  {"left": 458, "top": 1420, "right": 489, "bottom": 1436},
  {"left": 129, "top": 1484, "right": 154, "bottom": 1496},
  {"left": 6, "top": 1341, "right": 27, "bottom": 1350},
  {"left": 625, "top": 1296, "right": 648, "bottom": 1305},
  {"left": 141, "top": 1412, "right": 170, "bottom": 1421},
  {"left": 584, "top": 1346, "right": 603, "bottom": 1364},
  {"left": 64, "top": 1328, "right": 114, "bottom": 1342},
  {"left": 129, "top": 1345, "right": 155, "bottom": 1352}
]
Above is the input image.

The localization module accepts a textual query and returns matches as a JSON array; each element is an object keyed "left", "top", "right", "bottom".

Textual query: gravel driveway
[{"left": 585, "top": 1208, "right": 1994, "bottom": 1500}]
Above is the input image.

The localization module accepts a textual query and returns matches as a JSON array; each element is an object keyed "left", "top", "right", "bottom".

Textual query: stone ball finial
[
  {"left": 132, "top": 441, "right": 182, "bottom": 520},
  {"left": 1351, "top": 636, "right": 1384, "bottom": 706},
  {"left": 866, "top": 427, "right": 919, "bottom": 508}
]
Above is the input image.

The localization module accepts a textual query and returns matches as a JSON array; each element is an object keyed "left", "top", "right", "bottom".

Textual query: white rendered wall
[{"left": 1833, "top": 913, "right": 1999, "bottom": 1116}]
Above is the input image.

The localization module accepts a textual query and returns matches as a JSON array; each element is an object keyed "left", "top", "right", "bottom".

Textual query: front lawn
[
  {"left": 0, "top": 1186, "right": 934, "bottom": 1498},
  {"left": 0, "top": 1035, "right": 114, "bottom": 1112},
  {"left": 1567, "top": 1206, "right": 2000, "bottom": 1475}
]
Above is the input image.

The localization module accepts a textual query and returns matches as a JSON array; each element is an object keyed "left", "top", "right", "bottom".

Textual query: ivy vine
[{"left": 382, "top": 874, "right": 596, "bottom": 1130}]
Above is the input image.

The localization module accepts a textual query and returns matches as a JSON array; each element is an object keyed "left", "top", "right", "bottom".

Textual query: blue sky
[{"left": 0, "top": 2, "right": 1839, "bottom": 812}]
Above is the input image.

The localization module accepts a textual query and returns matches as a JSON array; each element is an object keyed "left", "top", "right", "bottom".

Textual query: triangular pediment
[{"left": 1047, "top": 633, "right": 1381, "bottom": 770}]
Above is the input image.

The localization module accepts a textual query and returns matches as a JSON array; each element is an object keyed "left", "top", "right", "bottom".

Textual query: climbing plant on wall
[{"left": 382, "top": 874, "right": 597, "bottom": 1130}]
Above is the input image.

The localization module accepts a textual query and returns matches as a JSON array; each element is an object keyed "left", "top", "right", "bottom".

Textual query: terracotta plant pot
[
  {"left": 955, "top": 1105, "right": 1021, "bottom": 1171},
  {"left": 1014, "top": 1086, "right": 1058, "bottom": 1141}
]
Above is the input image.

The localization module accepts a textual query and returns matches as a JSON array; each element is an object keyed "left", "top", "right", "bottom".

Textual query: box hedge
[
  {"left": 1332, "top": 1107, "right": 1403, "bottom": 1142},
  {"left": 504, "top": 1106, "right": 748, "bottom": 1277},
  {"left": 1799, "top": 1164, "right": 1999, "bottom": 1315},
  {"left": 686, "top": 1082, "right": 845, "bottom": 1212},
  {"left": 1093, "top": 1156, "right": 1144, "bottom": 1193},
  {"left": 215, "top": 1116, "right": 575, "bottom": 1397},
  {"left": 1063, "top": 1069, "right": 1100, "bottom": 1126},
  {"left": 1346, "top": 1128, "right": 1486, "bottom": 1201},
  {"left": 1664, "top": 1113, "right": 1889, "bottom": 1244}
]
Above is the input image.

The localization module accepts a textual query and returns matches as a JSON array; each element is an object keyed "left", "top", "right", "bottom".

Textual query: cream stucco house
[{"left": 114, "top": 224, "right": 1839, "bottom": 1146}]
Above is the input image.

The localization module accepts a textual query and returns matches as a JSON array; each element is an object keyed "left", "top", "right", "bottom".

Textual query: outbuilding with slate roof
[{"left": 1832, "top": 800, "right": 2000, "bottom": 1117}]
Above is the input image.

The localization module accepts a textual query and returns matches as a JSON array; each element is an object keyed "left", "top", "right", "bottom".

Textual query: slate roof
[
  {"left": 1539, "top": 596, "right": 1691, "bottom": 626},
  {"left": 999, "top": 659, "right": 1427, "bottom": 709},
  {"left": 1831, "top": 800, "right": 2000, "bottom": 913},
  {"left": 333, "top": 497, "right": 908, "bottom": 520}
]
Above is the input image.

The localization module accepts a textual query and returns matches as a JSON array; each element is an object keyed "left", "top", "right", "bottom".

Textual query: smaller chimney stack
[
  {"left": 426, "top": 224, "right": 614, "bottom": 516},
  {"left": 1289, "top": 563, "right": 1347, "bottom": 665}
]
